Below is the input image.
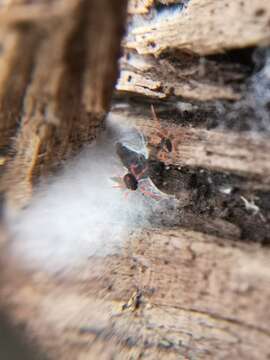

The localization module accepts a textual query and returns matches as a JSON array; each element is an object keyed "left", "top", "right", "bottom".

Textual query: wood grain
[
  {"left": 0, "top": 30, "right": 38, "bottom": 149},
  {"left": 1, "top": 228, "right": 269, "bottom": 359},
  {"left": 0, "top": 0, "right": 77, "bottom": 27},
  {"left": 126, "top": 0, "right": 270, "bottom": 56},
  {"left": 112, "top": 112, "right": 270, "bottom": 188},
  {"left": 0, "top": 0, "right": 269, "bottom": 359},
  {"left": 117, "top": 54, "right": 242, "bottom": 101},
  {"left": 0, "top": 0, "right": 127, "bottom": 210}
]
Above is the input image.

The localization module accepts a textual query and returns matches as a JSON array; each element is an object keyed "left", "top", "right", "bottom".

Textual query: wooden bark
[
  {"left": 0, "top": 1, "right": 77, "bottom": 27},
  {"left": 118, "top": 0, "right": 270, "bottom": 103},
  {"left": 0, "top": 0, "right": 269, "bottom": 359},
  {"left": 111, "top": 111, "right": 270, "bottom": 188},
  {"left": 0, "top": 29, "right": 38, "bottom": 150},
  {"left": 117, "top": 54, "right": 242, "bottom": 101},
  {"left": 0, "top": 228, "right": 270, "bottom": 359},
  {"left": 0, "top": 0, "right": 127, "bottom": 210},
  {"left": 128, "top": 0, "right": 154, "bottom": 14},
  {"left": 126, "top": 0, "right": 270, "bottom": 56}
]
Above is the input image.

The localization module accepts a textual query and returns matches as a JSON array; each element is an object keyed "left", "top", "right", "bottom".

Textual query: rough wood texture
[
  {"left": 117, "top": 53, "right": 243, "bottom": 101},
  {"left": 0, "top": 0, "right": 77, "bottom": 27},
  {"left": 0, "top": 0, "right": 127, "bottom": 209},
  {"left": 0, "top": 29, "right": 38, "bottom": 150},
  {"left": 1, "top": 228, "right": 270, "bottom": 359},
  {"left": 119, "top": 0, "right": 270, "bottom": 102},
  {"left": 111, "top": 112, "right": 270, "bottom": 187},
  {"left": 126, "top": 0, "right": 270, "bottom": 56},
  {"left": 127, "top": 0, "right": 186, "bottom": 14},
  {"left": 0, "top": 0, "right": 269, "bottom": 359},
  {"left": 128, "top": 0, "right": 153, "bottom": 14}
]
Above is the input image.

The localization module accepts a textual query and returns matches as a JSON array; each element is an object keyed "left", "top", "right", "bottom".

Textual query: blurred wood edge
[
  {"left": 0, "top": 0, "right": 127, "bottom": 210},
  {"left": 0, "top": 227, "right": 269, "bottom": 359}
]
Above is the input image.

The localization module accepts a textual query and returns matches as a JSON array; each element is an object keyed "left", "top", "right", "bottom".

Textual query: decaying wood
[
  {"left": 119, "top": 0, "right": 270, "bottom": 102},
  {"left": 128, "top": 0, "right": 154, "bottom": 14},
  {"left": 1, "top": 228, "right": 270, "bottom": 359},
  {"left": 0, "top": 29, "right": 38, "bottom": 150},
  {"left": 111, "top": 112, "right": 270, "bottom": 187},
  {"left": 110, "top": 108, "right": 270, "bottom": 244},
  {"left": 127, "top": 0, "right": 186, "bottom": 15},
  {"left": 0, "top": 0, "right": 127, "bottom": 209},
  {"left": 117, "top": 53, "right": 243, "bottom": 101},
  {"left": 126, "top": 0, "right": 270, "bottom": 56},
  {"left": 0, "top": 0, "right": 269, "bottom": 358},
  {"left": 0, "top": 0, "right": 77, "bottom": 27}
]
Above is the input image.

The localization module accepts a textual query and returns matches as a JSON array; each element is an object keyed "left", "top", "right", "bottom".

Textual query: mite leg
[
  {"left": 130, "top": 163, "right": 149, "bottom": 180},
  {"left": 140, "top": 186, "right": 162, "bottom": 201}
]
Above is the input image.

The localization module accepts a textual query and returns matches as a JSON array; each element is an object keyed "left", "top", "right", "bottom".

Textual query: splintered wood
[
  {"left": 126, "top": 0, "right": 270, "bottom": 56},
  {"left": 117, "top": 57, "right": 241, "bottom": 101},
  {"left": 118, "top": 0, "right": 270, "bottom": 102},
  {"left": 113, "top": 113, "right": 270, "bottom": 187}
]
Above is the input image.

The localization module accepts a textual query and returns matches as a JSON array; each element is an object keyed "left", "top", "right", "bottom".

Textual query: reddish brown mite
[
  {"left": 112, "top": 142, "right": 162, "bottom": 200},
  {"left": 151, "top": 104, "right": 174, "bottom": 156}
]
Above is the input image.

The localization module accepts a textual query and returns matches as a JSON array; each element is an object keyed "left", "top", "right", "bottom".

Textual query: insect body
[
  {"left": 115, "top": 142, "right": 148, "bottom": 178},
  {"left": 123, "top": 172, "right": 138, "bottom": 191},
  {"left": 111, "top": 142, "right": 147, "bottom": 192},
  {"left": 112, "top": 141, "right": 164, "bottom": 200}
]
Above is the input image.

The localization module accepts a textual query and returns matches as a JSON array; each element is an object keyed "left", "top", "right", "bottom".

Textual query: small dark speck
[
  {"left": 148, "top": 41, "right": 156, "bottom": 48},
  {"left": 127, "top": 75, "right": 132, "bottom": 82},
  {"left": 158, "top": 339, "right": 174, "bottom": 349},
  {"left": 255, "top": 8, "right": 265, "bottom": 17}
]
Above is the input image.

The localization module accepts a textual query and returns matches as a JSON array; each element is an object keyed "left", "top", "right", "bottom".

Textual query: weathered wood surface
[
  {"left": 119, "top": 0, "right": 270, "bottom": 102},
  {"left": 111, "top": 112, "right": 270, "bottom": 188},
  {"left": 1, "top": 228, "right": 270, "bottom": 359},
  {"left": 0, "top": 0, "right": 269, "bottom": 359},
  {"left": 128, "top": 0, "right": 153, "bottom": 14},
  {"left": 126, "top": 0, "right": 270, "bottom": 56},
  {"left": 117, "top": 53, "right": 243, "bottom": 101},
  {"left": 127, "top": 0, "right": 186, "bottom": 15},
  {"left": 0, "top": 0, "right": 77, "bottom": 27},
  {"left": 0, "top": 30, "right": 38, "bottom": 150},
  {"left": 0, "top": 0, "right": 127, "bottom": 210}
]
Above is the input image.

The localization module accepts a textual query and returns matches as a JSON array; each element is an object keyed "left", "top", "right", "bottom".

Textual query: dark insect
[
  {"left": 111, "top": 141, "right": 163, "bottom": 200},
  {"left": 115, "top": 142, "right": 148, "bottom": 177},
  {"left": 111, "top": 142, "right": 147, "bottom": 192},
  {"left": 123, "top": 173, "right": 138, "bottom": 191}
]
